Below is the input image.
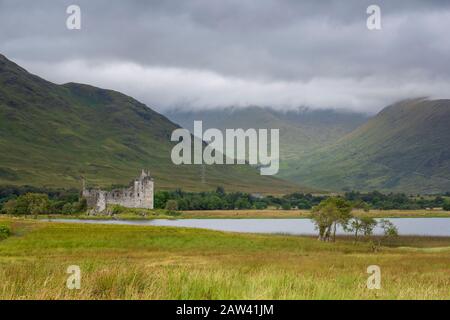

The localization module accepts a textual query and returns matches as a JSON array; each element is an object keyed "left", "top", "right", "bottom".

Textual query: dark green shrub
[
  {"left": 165, "top": 200, "right": 178, "bottom": 211},
  {"left": 62, "top": 203, "right": 75, "bottom": 215},
  {"left": 443, "top": 201, "right": 450, "bottom": 211},
  {"left": 166, "top": 209, "right": 181, "bottom": 217},
  {"left": 109, "top": 205, "right": 126, "bottom": 215},
  {"left": 281, "top": 202, "right": 292, "bottom": 210},
  {"left": 254, "top": 201, "right": 267, "bottom": 210},
  {"left": 0, "top": 225, "right": 11, "bottom": 240},
  {"left": 74, "top": 198, "right": 87, "bottom": 213}
]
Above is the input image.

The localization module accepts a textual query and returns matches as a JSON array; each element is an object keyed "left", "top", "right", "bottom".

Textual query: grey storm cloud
[{"left": 1, "top": 0, "right": 450, "bottom": 112}]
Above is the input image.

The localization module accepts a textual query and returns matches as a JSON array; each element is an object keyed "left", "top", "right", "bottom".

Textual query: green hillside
[
  {"left": 286, "top": 99, "right": 450, "bottom": 194},
  {"left": 0, "top": 54, "right": 305, "bottom": 194},
  {"left": 165, "top": 106, "right": 367, "bottom": 172}
]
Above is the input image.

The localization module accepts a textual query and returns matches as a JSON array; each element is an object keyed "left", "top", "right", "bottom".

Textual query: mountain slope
[
  {"left": 165, "top": 106, "right": 368, "bottom": 173},
  {"left": 0, "top": 54, "right": 304, "bottom": 193},
  {"left": 287, "top": 99, "right": 450, "bottom": 193}
]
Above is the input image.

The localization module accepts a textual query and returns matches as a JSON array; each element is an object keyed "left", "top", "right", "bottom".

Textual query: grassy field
[{"left": 0, "top": 217, "right": 449, "bottom": 299}]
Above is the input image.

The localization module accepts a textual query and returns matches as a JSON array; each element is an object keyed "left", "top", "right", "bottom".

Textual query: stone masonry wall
[{"left": 83, "top": 170, "right": 154, "bottom": 213}]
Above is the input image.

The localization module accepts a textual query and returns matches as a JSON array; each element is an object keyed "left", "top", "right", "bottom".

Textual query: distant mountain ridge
[
  {"left": 0, "top": 54, "right": 304, "bottom": 193},
  {"left": 3, "top": 52, "right": 447, "bottom": 194},
  {"left": 286, "top": 98, "right": 450, "bottom": 193},
  {"left": 165, "top": 100, "right": 450, "bottom": 194},
  {"left": 165, "top": 106, "right": 368, "bottom": 166}
]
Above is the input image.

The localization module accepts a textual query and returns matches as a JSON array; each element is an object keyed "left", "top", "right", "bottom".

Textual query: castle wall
[
  {"left": 83, "top": 171, "right": 154, "bottom": 213},
  {"left": 82, "top": 189, "right": 107, "bottom": 212},
  {"left": 105, "top": 179, "right": 153, "bottom": 209},
  {"left": 97, "top": 191, "right": 107, "bottom": 212}
]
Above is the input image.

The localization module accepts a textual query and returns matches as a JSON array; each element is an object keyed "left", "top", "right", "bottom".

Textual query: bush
[
  {"left": 443, "top": 201, "right": 450, "bottom": 211},
  {"left": 0, "top": 225, "right": 11, "bottom": 240},
  {"left": 62, "top": 203, "right": 75, "bottom": 215},
  {"left": 165, "top": 209, "right": 181, "bottom": 217},
  {"left": 109, "top": 205, "right": 126, "bottom": 215},
  {"left": 165, "top": 200, "right": 179, "bottom": 211},
  {"left": 3, "top": 199, "right": 19, "bottom": 215},
  {"left": 235, "top": 198, "right": 251, "bottom": 210},
  {"left": 254, "top": 201, "right": 267, "bottom": 210},
  {"left": 74, "top": 198, "right": 87, "bottom": 213},
  {"left": 281, "top": 202, "right": 292, "bottom": 210},
  {"left": 49, "top": 200, "right": 66, "bottom": 213}
]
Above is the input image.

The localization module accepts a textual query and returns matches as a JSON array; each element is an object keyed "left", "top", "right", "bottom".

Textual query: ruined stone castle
[{"left": 82, "top": 170, "right": 154, "bottom": 213}]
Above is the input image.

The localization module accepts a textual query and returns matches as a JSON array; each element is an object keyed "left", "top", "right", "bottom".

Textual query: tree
[
  {"left": 346, "top": 217, "right": 363, "bottom": 241},
  {"left": 443, "top": 201, "right": 450, "bottom": 211},
  {"left": 235, "top": 198, "right": 251, "bottom": 210},
  {"left": 74, "top": 198, "right": 87, "bottom": 213},
  {"left": 311, "top": 202, "right": 335, "bottom": 241},
  {"left": 165, "top": 200, "right": 179, "bottom": 211},
  {"left": 379, "top": 219, "right": 398, "bottom": 237},
  {"left": 352, "top": 200, "right": 371, "bottom": 212},
  {"left": 62, "top": 203, "right": 74, "bottom": 215},
  {"left": 177, "top": 198, "right": 190, "bottom": 210},
  {"left": 215, "top": 186, "right": 225, "bottom": 196},
  {"left": 346, "top": 216, "right": 377, "bottom": 242},
  {"left": 311, "top": 197, "right": 353, "bottom": 242},
  {"left": 3, "top": 199, "right": 19, "bottom": 215},
  {"left": 332, "top": 198, "right": 353, "bottom": 241},
  {"left": 378, "top": 219, "right": 399, "bottom": 245},
  {"left": 9, "top": 196, "right": 29, "bottom": 215},
  {"left": 281, "top": 202, "right": 292, "bottom": 210},
  {"left": 360, "top": 216, "right": 378, "bottom": 237},
  {"left": 154, "top": 191, "right": 170, "bottom": 209},
  {"left": 3, "top": 193, "right": 49, "bottom": 216},
  {"left": 205, "top": 195, "right": 224, "bottom": 210},
  {"left": 254, "top": 201, "right": 267, "bottom": 210},
  {"left": 24, "top": 193, "right": 50, "bottom": 216}
]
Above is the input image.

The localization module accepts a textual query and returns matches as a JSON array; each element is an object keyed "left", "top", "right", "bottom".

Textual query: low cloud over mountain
[{"left": 2, "top": 0, "right": 450, "bottom": 112}]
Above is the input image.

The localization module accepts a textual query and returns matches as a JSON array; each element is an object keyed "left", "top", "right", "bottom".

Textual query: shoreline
[
  {"left": 1, "top": 208, "right": 448, "bottom": 221},
  {"left": 56, "top": 209, "right": 450, "bottom": 220}
]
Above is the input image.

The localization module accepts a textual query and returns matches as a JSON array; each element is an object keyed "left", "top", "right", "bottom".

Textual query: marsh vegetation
[{"left": 0, "top": 217, "right": 449, "bottom": 299}]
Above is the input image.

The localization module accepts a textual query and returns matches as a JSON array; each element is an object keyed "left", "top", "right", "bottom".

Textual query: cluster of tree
[
  {"left": 311, "top": 197, "right": 398, "bottom": 243},
  {"left": 0, "top": 186, "right": 86, "bottom": 216},
  {"left": 1, "top": 185, "right": 448, "bottom": 215},
  {"left": 154, "top": 188, "right": 450, "bottom": 211},
  {"left": 154, "top": 188, "right": 325, "bottom": 211},
  {"left": 344, "top": 191, "right": 449, "bottom": 210}
]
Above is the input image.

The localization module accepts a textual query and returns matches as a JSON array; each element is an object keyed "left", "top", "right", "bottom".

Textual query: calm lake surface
[{"left": 49, "top": 218, "right": 450, "bottom": 236}]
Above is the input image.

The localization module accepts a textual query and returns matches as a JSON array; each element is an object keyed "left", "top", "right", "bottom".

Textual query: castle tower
[{"left": 140, "top": 169, "right": 147, "bottom": 179}]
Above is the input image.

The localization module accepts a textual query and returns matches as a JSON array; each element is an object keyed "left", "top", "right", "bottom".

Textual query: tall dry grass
[{"left": 0, "top": 218, "right": 449, "bottom": 299}]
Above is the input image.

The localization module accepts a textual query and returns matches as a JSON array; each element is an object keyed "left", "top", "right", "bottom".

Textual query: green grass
[{"left": 0, "top": 217, "right": 449, "bottom": 299}]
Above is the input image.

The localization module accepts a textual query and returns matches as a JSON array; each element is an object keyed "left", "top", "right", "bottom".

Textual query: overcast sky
[{"left": 1, "top": 0, "right": 449, "bottom": 113}]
